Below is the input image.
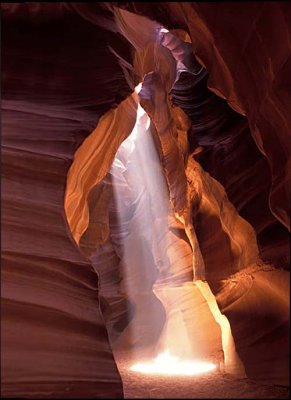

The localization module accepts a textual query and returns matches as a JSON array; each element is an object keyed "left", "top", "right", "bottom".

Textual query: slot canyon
[{"left": 1, "top": 2, "right": 290, "bottom": 399}]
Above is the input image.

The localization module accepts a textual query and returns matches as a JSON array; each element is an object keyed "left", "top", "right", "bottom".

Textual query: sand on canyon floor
[{"left": 115, "top": 352, "right": 289, "bottom": 399}]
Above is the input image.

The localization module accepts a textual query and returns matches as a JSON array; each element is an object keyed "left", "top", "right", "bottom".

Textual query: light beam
[
  {"left": 130, "top": 350, "right": 216, "bottom": 376},
  {"left": 111, "top": 85, "right": 220, "bottom": 375}
]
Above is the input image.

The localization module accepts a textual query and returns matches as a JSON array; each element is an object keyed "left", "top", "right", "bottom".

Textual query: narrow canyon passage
[
  {"left": 2, "top": 3, "right": 290, "bottom": 399},
  {"left": 65, "top": 6, "right": 289, "bottom": 398},
  {"left": 108, "top": 91, "right": 222, "bottom": 368},
  {"left": 96, "top": 92, "right": 289, "bottom": 400}
]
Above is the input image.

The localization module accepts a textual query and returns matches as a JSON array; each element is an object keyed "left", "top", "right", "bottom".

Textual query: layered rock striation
[
  {"left": 2, "top": 2, "right": 290, "bottom": 397},
  {"left": 2, "top": 3, "right": 132, "bottom": 398}
]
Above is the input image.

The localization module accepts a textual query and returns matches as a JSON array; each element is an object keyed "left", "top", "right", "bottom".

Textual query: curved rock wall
[
  {"left": 2, "top": 2, "right": 290, "bottom": 395},
  {"left": 72, "top": 8, "right": 257, "bottom": 377},
  {"left": 65, "top": 93, "right": 138, "bottom": 244},
  {"left": 184, "top": 2, "right": 291, "bottom": 232},
  {"left": 116, "top": 0, "right": 291, "bottom": 242},
  {"left": 2, "top": 3, "right": 133, "bottom": 398},
  {"left": 112, "top": 2, "right": 290, "bottom": 385},
  {"left": 172, "top": 70, "right": 290, "bottom": 270}
]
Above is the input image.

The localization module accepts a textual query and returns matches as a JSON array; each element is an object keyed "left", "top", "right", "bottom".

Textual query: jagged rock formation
[
  {"left": 66, "top": 5, "right": 289, "bottom": 387},
  {"left": 2, "top": 2, "right": 290, "bottom": 398},
  {"left": 115, "top": 2, "right": 291, "bottom": 232},
  {"left": 172, "top": 70, "right": 290, "bottom": 271}
]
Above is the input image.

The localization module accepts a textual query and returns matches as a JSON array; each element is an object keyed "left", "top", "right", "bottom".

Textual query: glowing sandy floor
[{"left": 115, "top": 352, "right": 289, "bottom": 399}]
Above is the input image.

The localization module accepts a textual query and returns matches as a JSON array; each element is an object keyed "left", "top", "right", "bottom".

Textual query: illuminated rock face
[
  {"left": 2, "top": 2, "right": 290, "bottom": 398},
  {"left": 110, "top": 2, "right": 290, "bottom": 386},
  {"left": 117, "top": 1, "right": 291, "bottom": 266},
  {"left": 69, "top": 6, "right": 288, "bottom": 387}
]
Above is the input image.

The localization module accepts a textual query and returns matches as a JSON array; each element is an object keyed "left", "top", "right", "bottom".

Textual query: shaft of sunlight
[{"left": 110, "top": 85, "right": 217, "bottom": 375}]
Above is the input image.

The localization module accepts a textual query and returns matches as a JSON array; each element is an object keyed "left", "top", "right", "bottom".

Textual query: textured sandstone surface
[
  {"left": 110, "top": 2, "right": 290, "bottom": 386},
  {"left": 71, "top": 6, "right": 259, "bottom": 385},
  {"left": 118, "top": 2, "right": 291, "bottom": 232},
  {"left": 2, "top": 3, "right": 131, "bottom": 398},
  {"left": 2, "top": 2, "right": 290, "bottom": 398}
]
